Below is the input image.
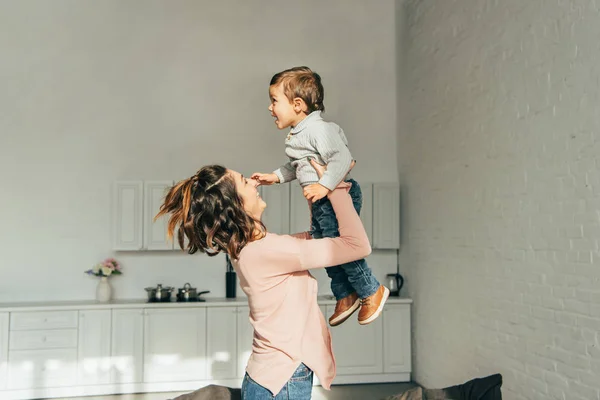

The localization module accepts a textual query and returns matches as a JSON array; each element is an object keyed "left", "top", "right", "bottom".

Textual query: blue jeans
[
  {"left": 311, "top": 179, "right": 380, "bottom": 300},
  {"left": 241, "top": 362, "right": 313, "bottom": 399}
]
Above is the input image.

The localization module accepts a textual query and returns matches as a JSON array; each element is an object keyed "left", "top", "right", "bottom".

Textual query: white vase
[{"left": 96, "top": 277, "right": 112, "bottom": 302}]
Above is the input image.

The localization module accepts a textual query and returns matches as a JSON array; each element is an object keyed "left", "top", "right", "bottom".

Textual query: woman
[{"left": 156, "top": 160, "right": 370, "bottom": 400}]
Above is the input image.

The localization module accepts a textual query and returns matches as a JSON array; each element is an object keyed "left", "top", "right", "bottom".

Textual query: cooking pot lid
[{"left": 145, "top": 284, "right": 173, "bottom": 291}]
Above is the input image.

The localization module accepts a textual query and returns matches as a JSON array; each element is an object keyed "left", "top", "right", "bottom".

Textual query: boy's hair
[{"left": 270, "top": 66, "right": 325, "bottom": 113}]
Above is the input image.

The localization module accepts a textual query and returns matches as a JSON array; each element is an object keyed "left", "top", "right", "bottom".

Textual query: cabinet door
[
  {"left": 78, "top": 310, "right": 111, "bottom": 385},
  {"left": 236, "top": 306, "right": 253, "bottom": 378},
  {"left": 290, "top": 184, "right": 311, "bottom": 234},
  {"left": 0, "top": 313, "right": 7, "bottom": 390},
  {"left": 144, "top": 180, "right": 175, "bottom": 250},
  {"left": 144, "top": 308, "right": 206, "bottom": 382},
  {"left": 373, "top": 183, "right": 400, "bottom": 249},
  {"left": 383, "top": 304, "right": 412, "bottom": 373},
  {"left": 112, "top": 181, "right": 144, "bottom": 250},
  {"left": 326, "top": 305, "right": 383, "bottom": 375},
  {"left": 8, "top": 348, "right": 77, "bottom": 389},
  {"left": 260, "top": 184, "right": 290, "bottom": 234},
  {"left": 207, "top": 307, "right": 237, "bottom": 379},
  {"left": 111, "top": 309, "right": 144, "bottom": 384},
  {"left": 359, "top": 183, "right": 374, "bottom": 244}
]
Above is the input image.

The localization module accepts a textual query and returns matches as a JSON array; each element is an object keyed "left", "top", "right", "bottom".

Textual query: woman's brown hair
[{"left": 155, "top": 165, "right": 265, "bottom": 259}]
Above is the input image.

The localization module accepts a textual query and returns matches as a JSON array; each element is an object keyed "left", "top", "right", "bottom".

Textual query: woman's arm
[
  {"left": 290, "top": 232, "right": 311, "bottom": 240},
  {"left": 256, "top": 183, "right": 371, "bottom": 275}
]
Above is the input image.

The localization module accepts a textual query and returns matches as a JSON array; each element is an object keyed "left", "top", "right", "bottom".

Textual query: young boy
[{"left": 252, "top": 66, "right": 389, "bottom": 326}]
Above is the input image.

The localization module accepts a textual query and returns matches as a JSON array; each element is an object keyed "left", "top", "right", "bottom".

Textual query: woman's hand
[
  {"left": 309, "top": 158, "right": 327, "bottom": 178},
  {"left": 303, "top": 159, "right": 356, "bottom": 202}
]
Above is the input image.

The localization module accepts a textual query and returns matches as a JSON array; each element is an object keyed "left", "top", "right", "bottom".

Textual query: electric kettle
[{"left": 386, "top": 273, "right": 404, "bottom": 297}]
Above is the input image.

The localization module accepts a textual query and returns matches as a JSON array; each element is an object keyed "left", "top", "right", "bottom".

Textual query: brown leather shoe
[
  {"left": 329, "top": 292, "right": 360, "bottom": 327},
  {"left": 358, "top": 285, "right": 390, "bottom": 325}
]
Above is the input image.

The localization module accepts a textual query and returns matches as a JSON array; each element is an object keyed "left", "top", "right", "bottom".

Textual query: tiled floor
[{"left": 53, "top": 382, "right": 417, "bottom": 400}]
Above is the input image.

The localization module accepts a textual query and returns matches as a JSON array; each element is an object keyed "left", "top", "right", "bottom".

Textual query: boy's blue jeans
[{"left": 310, "top": 179, "right": 380, "bottom": 300}]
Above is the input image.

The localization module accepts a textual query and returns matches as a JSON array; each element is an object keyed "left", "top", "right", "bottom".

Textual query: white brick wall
[{"left": 399, "top": 1, "right": 600, "bottom": 399}]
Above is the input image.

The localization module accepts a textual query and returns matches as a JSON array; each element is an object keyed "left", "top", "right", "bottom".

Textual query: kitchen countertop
[{"left": 0, "top": 296, "right": 412, "bottom": 312}]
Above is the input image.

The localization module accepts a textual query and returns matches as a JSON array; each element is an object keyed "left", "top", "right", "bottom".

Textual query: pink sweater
[{"left": 232, "top": 184, "right": 371, "bottom": 395}]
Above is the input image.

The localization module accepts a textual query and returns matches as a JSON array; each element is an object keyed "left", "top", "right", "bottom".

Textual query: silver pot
[
  {"left": 177, "top": 282, "right": 197, "bottom": 301},
  {"left": 176, "top": 283, "right": 210, "bottom": 302},
  {"left": 144, "top": 284, "right": 174, "bottom": 302}
]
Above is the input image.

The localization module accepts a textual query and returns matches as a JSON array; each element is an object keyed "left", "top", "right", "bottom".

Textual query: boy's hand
[
  {"left": 303, "top": 183, "right": 330, "bottom": 202},
  {"left": 251, "top": 172, "right": 279, "bottom": 186}
]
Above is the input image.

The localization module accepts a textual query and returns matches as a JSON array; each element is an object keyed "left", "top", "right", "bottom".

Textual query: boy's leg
[
  {"left": 311, "top": 197, "right": 359, "bottom": 327},
  {"left": 311, "top": 198, "right": 354, "bottom": 300},
  {"left": 326, "top": 180, "right": 389, "bottom": 325}
]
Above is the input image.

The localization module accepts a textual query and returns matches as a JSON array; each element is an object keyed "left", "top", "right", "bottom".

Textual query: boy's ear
[{"left": 293, "top": 97, "right": 308, "bottom": 113}]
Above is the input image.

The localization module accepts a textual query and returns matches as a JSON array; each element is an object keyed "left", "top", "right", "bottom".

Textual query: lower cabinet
[
  {"left": 327, "top": 305, "right": 384, "bottom": 375},
  {"left": 8, "top": 348, "right": 78, "bottom": 389},
  {"left": 0, "top": 301, "right": 411, "bottom": 399},
  {"left": 0, "top": 313, "right": 7, "bottom": 390},
  {"left": 143, "top": 308, "right": 207, "bottom": 383},
  {"left": 206, "top": 307, "right": 238, "bottom": 379},
  {"left": 78, "top": 310, "right": 112, "bottom": 385},
  {"left": 383, "top": 304, "right": 412, "bottom": 373},
  {"left": 236, "top": 306, "right": 253, "bottom": 379},
  {"left": 111, "top": 309, "right": 144, "bottom": 383},
  {"left": 206, "top": 306, "right": 254, "bottom": 380}
]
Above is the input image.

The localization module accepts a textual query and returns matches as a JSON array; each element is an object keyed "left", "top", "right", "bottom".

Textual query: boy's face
[{"left": 268, "top": 83, "right": 304, "bottom": 130}]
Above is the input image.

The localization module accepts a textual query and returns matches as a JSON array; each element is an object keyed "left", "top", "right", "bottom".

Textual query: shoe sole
[
  {"left": 358, "top": 286, "right": 390, "bottom": 325},
  {"left": 329, "top": 298, "right": 361, "bottom": 327}
]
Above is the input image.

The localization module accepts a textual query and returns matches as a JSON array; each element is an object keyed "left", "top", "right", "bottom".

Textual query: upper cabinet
[
  {"left": 112, "top": 181, "right": 144, "bottom": 251},
  {"left": 287, "top": 181, "right": 399, "bottom": 249},
  {"left": 143, "top": 181, "right": 174, "bottom": 250},
  {"left": 372, "top": 183, "right": 400, "bottom": 249},
  {"left": 359, "top": 182, "right": 374, "bottom": 244},
  {"left": 112, "top": 180, "right": 399, "bottom": 251},
  {"left": 289, "top": 184, "right": 311, "bottom": 234},
  {"left": 112, "top": 180, "right": 175, "bottom": 251},
  {"left": 259, "top": 184, "right": 290, "bottom": 235}
]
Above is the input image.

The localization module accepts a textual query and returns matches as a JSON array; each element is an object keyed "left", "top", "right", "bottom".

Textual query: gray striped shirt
[{"left": 273, "top": 111, "right": 353, "bottom": 191}]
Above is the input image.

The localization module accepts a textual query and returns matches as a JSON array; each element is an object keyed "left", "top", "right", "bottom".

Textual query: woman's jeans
[
  {"left": 311, "top": 179, "right": 380, "bottom": 300},
  {"left": 241, "top": 362, "right": 313, "bottom": 399}
]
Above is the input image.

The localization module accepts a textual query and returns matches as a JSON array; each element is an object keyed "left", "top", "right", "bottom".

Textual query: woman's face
[{"left": 228, "top": 170, "right": 266, "bottom": 220}]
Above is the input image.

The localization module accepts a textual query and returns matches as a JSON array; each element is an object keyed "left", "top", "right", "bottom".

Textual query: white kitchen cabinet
[
  {"left": 112, "top": 181, "right": 144, "bottom": 250},
  {"left": 207, "top": 307, "right": 237, "bottom": 379},
  {"left": 236, "top": 306, "right": 253, "bottom": 378},
  {"left": 383, "top": 304, "right": 412, "bottom": 373},
  {"left": 260, "top": 184, "right": 290, "bottom": 234},
  {"left": 143, "top": 308, "right": 207, "bottom": 383},
  {"left": 111, "top": 309, "right": 143, "bottom": 384},
  {"left": 8, "top": 348, "right": 77, "bottom": 389},
  {"left": 78, "top": 310, "right": 111, "bottom": 385},
  {"left": 359, "top": 182, "right": 374, "bottom": 244},
  {"left": 373, "top": 183, "right": 400, "bottom": 249},
  {"left": 0, "top": 300, "right": 411, "bottom": 399},
  {"left": 327, "top": 305, "right": 383, "bottom": 375},
  {"left": 0, "top": 313, "right": 7, "bottom": 390},
  {"left": 290, "top": 184, "right": 311, "bottom": 234},
  {"left": 144, "top": 180, "right": 174, "bottom": 250}
]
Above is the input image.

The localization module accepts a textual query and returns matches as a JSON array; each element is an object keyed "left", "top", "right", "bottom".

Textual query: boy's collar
[{"left": 289, "top": 111, "right": 323, "bottom": 135}]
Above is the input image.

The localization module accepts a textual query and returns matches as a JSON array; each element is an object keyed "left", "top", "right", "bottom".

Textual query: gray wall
[
  {"left": 0, "top": 0, "right": 399, "bottom": 302},
  {"left": 400, "top": 1, "right": 600, "bottom": 399}
]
